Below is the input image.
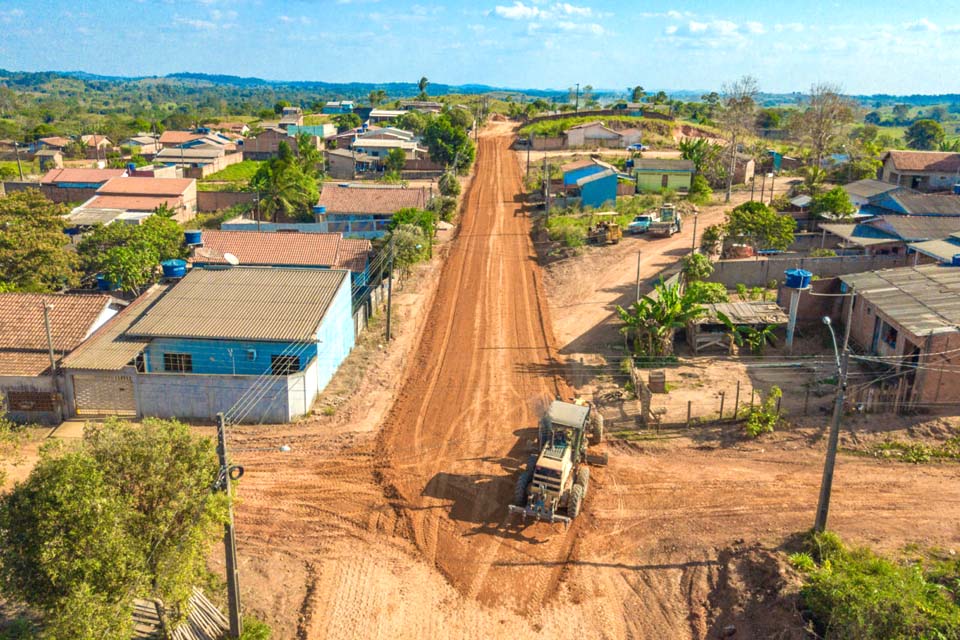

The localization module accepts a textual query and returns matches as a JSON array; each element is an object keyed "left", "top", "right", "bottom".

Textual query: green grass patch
[
  {"left": 520, "top": 115, "right": 674, "bottom": 138},
  {"left": 791, "top": 531, "right": 960, "bottom": 638},
  {"left": 201, "top": 160, "right": 263, "bottom": 183},
  {"left": 864, "top": 436, "right": 960, "bottom": 464},
  {"left": 303, "top": 114, "right": 331, "bottom": 126}
]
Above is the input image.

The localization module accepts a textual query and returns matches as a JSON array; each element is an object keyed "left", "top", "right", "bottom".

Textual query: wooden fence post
[
  {"left": 719, "top": 391, "right": 726, "bottom": 421},
  {"left": 733, "top": 380, "right": 741, "bottom": 419},
  {"left": 686, "top": 400, "right": 692, "bottom": 426},
  {"left": 803, "top": 387, "right": 810, "bottom": 416}
]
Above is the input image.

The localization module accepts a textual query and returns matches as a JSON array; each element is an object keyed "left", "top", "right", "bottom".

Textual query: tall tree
[
  {"left": 631, "top": 85, "right": 645, "bottom": 102},
  {"left": 791, "top": 83, "right": 856, "bottom": 170},
  {"left": 718, "top": 76, "right": 759, "bottom": 202},
  {"left": 906, "top": 119, "right": 945, "bottom": 150},
  {"left": 417, "top": 76, "right": 429, "bottom": 100},
  {"left": 295, "top": 131, "right": 323, "bottom": 177},
  {"left": 0, "top": 189, "right": 79, "bottom": 292},
  {"left": 250, "top": 141, "right": 320, "bottom": 222},
  {"left": 423, "top": 115, "right": 475, "bottom": 173},
  {"left": 332, "top": 112, "right": 361, "bottom": 132},
  {"left": 725, "top": 200, "right": 796, "bottom": 252},
  {"left": 810, "top": 186, "right": 857, "bottom": 219},
  {"left": 384, "top": 147, "right": 406, "bottom": 174},
  {"left": 368, "top": 89, "right": 387, "bottom": 107}
]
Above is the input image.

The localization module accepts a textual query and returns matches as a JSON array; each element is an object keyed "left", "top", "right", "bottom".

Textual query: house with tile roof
[
  {"left": 879, "top": 150, "right": 960, "bottom": 192},
  {"left": 315, "top": 183, "right": 430, "bottom": 238},
  {"left": 67, "top": 176, "right": 198, "bottom": 226},
  {"left": 191, "top": 230, "right": 372, "bottom": 285},
  {"left": 39, "top": 167, "right": 128, "bottom": 203},
  {"left": 0, "top": 293, "right": 123, "bottom": 423},
  {"left": 80, "top": 134, "right": 113, "bottom": 159},
  {"left": 62, "top": 267, "right": 354, "bottom": 423}
]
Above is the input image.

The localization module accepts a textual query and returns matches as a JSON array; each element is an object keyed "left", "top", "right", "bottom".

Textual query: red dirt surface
[{"left": 228, "top": 124, "right": 960, "bottom": 639}]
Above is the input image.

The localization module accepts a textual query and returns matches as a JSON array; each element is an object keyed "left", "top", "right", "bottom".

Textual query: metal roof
[
  {"left": 889, "top": 193, "right": 960, "bottom": 216},
  {"left": 126, "top": 267, "right": 349, "bottom": 342},
  {"left": 633, "top": 158, "right": 695, "bottom": 172},
  {"left": 909, "top": 238, "right": 960, "bottom": 263},
  {"left": 545, "top": 400, "right": 589, "bottom": 429},
  {"left": 576, "top": 169, "right": 617, "bottom": 186},
  {"left": 819, "top": 223, "right": 899, "bottom": 246},
  {"left": 61, "top": 285, "right": 170, "bottom": 371},
  {"left": 841, "top": 265, "right": 960, "bottom": 337},
  {"left": 842, "top": 178, "right": 900, "bottom": 200},
  {"left": 874, "top": 215, "right": 960, "bottom": 241}
]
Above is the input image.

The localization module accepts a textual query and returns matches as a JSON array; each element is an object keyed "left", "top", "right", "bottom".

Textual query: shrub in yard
[
  {"left": 681, "top": 252, "right": 713, "bottom": 282},
  {"left": 735, "top": 283, "right": 748, "bottom": 299},
  {"left": 687, "top": 174, "right": 713, "bottom": 205},
  {"left": 810, "top": 248, "right": 837, "bottom": 257},
  {"left": 685, "top": 281, "right": 729, "bottom": 303},
  {"left": 793, "top": 531, "right": 960, "bottom": 639},
  {"left": 743, "top": 386, "right": 781, "bottom": 437},
  {"left": 546, "top": 216, "right": 587, "bottom": 248}
]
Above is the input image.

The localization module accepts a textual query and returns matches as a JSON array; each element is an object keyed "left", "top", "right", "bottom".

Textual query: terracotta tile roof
[
  {"left": 159, "top": 130, "right": 203, "bottom": 145},
  {"left": 61, "top": 286, "right": 170, "bottom": 371},
  {"left": 0, "top": 293, "right": 115, "bottom": 376},
  {"left": 97, "top": 176, "right": 194, "bottom": 197},
  {"left": 40, "top": 168, "right": 126, "bottom": 185},
  {"left": 126, "top": 267, "right": 350, "bottom": 342},
  {"left": 38, "top": 136, "right": 72, "bottom": 148},
  {"left": 195, "top": 231, "right": 371, "bottom": 272},
  {"left": 80, "top": 134, "right": 112, "bottom": 147},
  {"left": 885, "top": 150, "right": 960, "bottom": 173},
  {"left": 318, "top": 184, "right": 427, "bottom": 215},
  {"left": 82, "top": 195, "right": 182, "bottom": 211}
]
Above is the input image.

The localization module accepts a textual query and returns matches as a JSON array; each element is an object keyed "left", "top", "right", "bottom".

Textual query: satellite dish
[{"left": 223, "top": 252, "right": 240, "bottom": 266}]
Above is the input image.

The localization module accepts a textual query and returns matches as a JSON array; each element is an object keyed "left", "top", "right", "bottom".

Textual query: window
[
  {"left": 271, "top": 354, "right": 299, "bottom": 375},
  {"left": 661, "top": 174, "right": 669, "bottom": 188},
  {"left": 163, "top": 353, "right": 193, "bottom": 373},
  {"left": 883, "top": 324, "right": 899, "bottom": 349}
]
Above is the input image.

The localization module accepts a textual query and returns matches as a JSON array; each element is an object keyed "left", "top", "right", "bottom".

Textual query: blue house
[
  {"left": 561, "top": 159, "right": 619, "bottom": 209},
  {"left": 322, "top": 100, "right": 355, "bottom": 114},
  {"left": 63, "top": 267, "right": 355, "bottom": 423}
]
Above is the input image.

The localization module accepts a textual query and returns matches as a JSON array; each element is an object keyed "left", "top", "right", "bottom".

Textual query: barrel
[
  {"left": 96, "top": 274, "right": 120, "bottom": 291},
  {"left": 184, "top": 230, "right": 202, "bottom": 245},
  {"left": 161, "top": 259, "right": 187, "bottom": 279},
  {"left": 953, "top": 254, "right": 960, "bottom": 267},
  {"left": 784, "top": 268, "right": 812, "bottom": 289},
  {"left": 953, "top": 183, "right": 960, "bottom": 195}
]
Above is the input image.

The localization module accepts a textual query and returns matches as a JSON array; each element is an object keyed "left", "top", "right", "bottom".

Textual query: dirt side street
[{"left": 229, "top": 123, "right": 960, "bottom": 639}]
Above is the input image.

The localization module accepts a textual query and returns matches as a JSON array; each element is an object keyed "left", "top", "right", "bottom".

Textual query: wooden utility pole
[
  {"left": 635, "top": 251, "right": 642, "bottom": 301},
  {"left": 543, "top": 154, "right": 550, "bottom": 221},
  {"left": 14, "top": 141, "right": 24, "bottom": 180},
  {"left": 42, "top": 303, "right": 56, "bottom": 374},
  {"left": 216, "top": 413, "right": 243, "bottom": 638},
  {"left": 814, "top": 349, "right": 849, "bottom": 532}
]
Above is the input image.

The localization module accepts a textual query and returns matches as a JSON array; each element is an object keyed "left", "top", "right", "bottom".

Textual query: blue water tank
[
  {"left": 184, "top": 230, "right": 202, "bottom": 245},
  {"left": 161, "top": 259, "right": 187, "bottom": 279},
  {"left": 126, "top": 162, "right": 136, "bottom": 173},
  {"left": 953, "top": 183, "right": 960, "bottom": 195},
  {"left": 784, "top": 268, "right": 812, "bottom": 289},
  {"left": 952, "top": 254, "right": 960, "bottom": 266},
  {"left": 96, "top": 274, "right": 119, "bottom": 291}
]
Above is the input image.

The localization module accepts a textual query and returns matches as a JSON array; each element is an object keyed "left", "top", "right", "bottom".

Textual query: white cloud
[
  {"left": 492, "top": 1, "right": 605, "bottom": 37},
  {"left": 279, "top": 14, "right": 312, "bottom": 25},
  {"left": 174, "top": 8, "right": 237, "bottom": 31},
  {"left": 745, "top": 21, "right": 765, "bottom": 34},
  {"left": 662, "top": 19, "right": 753, "bottom": 49},
  {"left": 774, "top": 22, "right": 805, "bottom": 33},
  {"left": 905, "top": 17, "right": 938, "bottom": 32},
  {"left": 494, "top": 1, "right": 540, "bottom": 20},
  {"left": 0, "top": 8, "right": 24, "bottom": 23}
]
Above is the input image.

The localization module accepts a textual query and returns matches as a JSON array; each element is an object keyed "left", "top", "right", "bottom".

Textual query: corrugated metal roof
[
  {"left": 61, "top": 286, "right": 170, "bottom": 371},
  {"left": 841, "top": 265, "right": 960, "bottom": 337},
  {"left": 875, "top": 215, "right": 960, "bottom": 240},
  {"left": 909, "top": 238, "right": 960, "bottom": 262},
  {"left": 842, "top": 179, "right": 900, "bottom": 200},
  {"left": 126, "top": 267, "right": 349, "bottom": 342},
  {"left": 820, "top": 223, "right": 899, "bottom": 246},
  {"left": 890, "top": 193, "right": 960, "bottom": 216},
  {"left": 633, "top": 159, "right": 695, "bottom": 171}
]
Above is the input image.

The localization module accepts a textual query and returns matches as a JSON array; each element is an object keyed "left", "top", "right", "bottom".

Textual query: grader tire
[
  {"left": 568, "top": 484, "right": 584, "bottom": 519},
  {"left": 576, "top": 466, "right": 590, "bottom": 497},
  {"left": 514, "top": 469, "right": 532, "bottom": 506}
]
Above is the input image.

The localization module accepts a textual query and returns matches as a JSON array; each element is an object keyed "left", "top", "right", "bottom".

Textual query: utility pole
[
  {"left": 814, "top": 318, "right": 850, "bottom": 533},
  {"left": 635, "top": 251, "right": 642, "bottom": 301},
  {"left": 42, "top": 303, "right": 56, "bottom": 374},
  {"left": 14, "top": 141, "right": 24, "bottom": 180},
  {"left": 255, "top": 190, "right": 261, "bottom": 232},
  {"left": 543, "top": 154, "right": 550, "bottom": 221},
  {"left": 759, "top": 172, "right": 767, "bottom": 203},
  {"left": 690, "top": 212, "right": 699, "bottom": 254},
  {"left": 216, "top": 413, "right": 243, "bottom": 638},
  {"left": 526, "top": 133, "right": 532, "bottom": 175},
  {"left": 385, "top": 235, "right": 394, "bottom": 341},
  {"left": 842, "top": 288, "right": 855, "bottom": 352},
  {"left": 575, "top": 83, "right": 580, "bottom": 113}
]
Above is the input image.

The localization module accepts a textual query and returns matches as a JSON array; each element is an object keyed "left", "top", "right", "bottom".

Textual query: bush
[
  {"left": 685, "top": 281, "right": 729, "bottom": 303},
  {"left": 699, "top": 224, "right": 724, "bottom": 255},
  {"left": 240, "top": 617, "right": 273, "bottom": 640},
  {"left": 795, "top": 531, "right": 960, "bottom": 639},
  {"left": 546, "top": 218, "right": 586, "bottom": 248},
  {"left": 743, "top": 386, "right": 781, "bottom": 437},
  {"left": 438, "top": 172, "right": 461, "bottom": 197},
  {"left": 810, "top": 248, "right": 837, "bottom": 257},
  {"left": 688, "top": 174, "right": 713, "bottom": 205},
  {"left": 428, "top": 196, "right": 458, "bottom": 222},
  {"left": 681, "top": 252, "right": 713, "bottom": 282},
  {"left": 736, "top": 283, "right": 748, "bottom": 299}
]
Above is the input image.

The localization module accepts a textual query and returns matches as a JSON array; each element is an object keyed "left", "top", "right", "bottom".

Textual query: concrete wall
[
  {"left": 636, "top": 171, "right": 691, "bottom": 193},
  {"left": 1, "top": 181, "right": 36, "bottom": 196},
  {"left": 41, "top": 184, "right": 99, "bottom": 204},
  {"left": 197, "top": 190, "right": 257, "bottom": 212},
  {"left": 580, "top": 174, "right": 618, "bottom": 209},
  {"left": 136, "top": 370, "right": 295, "bottom": 423},
  {"left": 0, "top": 376, "right": 61, "bottom": 424},
  {"left": 529, "top": 136, "right": 565, "bottom": 151},
  {"left": 143, "top": 338, "right": 319, "bottom": 376},
  {"left": 182, "top": 152, "right": 244, "bottom": 180},
  {"left": 313, "top": 274, "right": 355, "bottom": 394},
  {"left": 707, "top": 254, "right": 910, "bottom": 288}
]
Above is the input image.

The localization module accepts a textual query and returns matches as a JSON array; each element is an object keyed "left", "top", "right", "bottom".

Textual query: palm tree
[
  {"left": 617, "top": 280, "right": 705, "bottom": 358},
  {"left": 417, "top": 76, "right": 429, "bottom": 100},
  {"left": 369, "top": 89, "right": 387, "bottom": 107}
]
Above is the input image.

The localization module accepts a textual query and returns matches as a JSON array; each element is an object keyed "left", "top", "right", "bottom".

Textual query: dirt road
[{"left": 230, "top": 124, "right": 960, "bottom": 639}]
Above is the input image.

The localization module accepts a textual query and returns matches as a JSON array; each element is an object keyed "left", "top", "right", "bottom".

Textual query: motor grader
[{"left": 508, "top": 399, "right": 604, "bottom": 525}]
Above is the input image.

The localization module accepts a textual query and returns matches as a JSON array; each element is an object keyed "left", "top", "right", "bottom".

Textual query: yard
[{"left": 200, "top": 159, "right": 263, "bottom": 183}]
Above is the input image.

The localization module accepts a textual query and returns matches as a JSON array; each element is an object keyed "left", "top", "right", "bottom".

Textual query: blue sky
[{"left": 1, "top": 1, "right": 959, "bottom": 94}]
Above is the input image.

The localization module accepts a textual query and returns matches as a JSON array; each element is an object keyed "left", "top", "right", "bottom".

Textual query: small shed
[
  {"left": 687, "top": 301, "right": 789, "bottom": 354},
  {"left": 634, "top": 159, "right": 694, "bottom": 192},
  {"left": 35, "top": 149, "right": 63, "bottom": 171},
  {"left": 577, "top": 169, "right": 618, "bottom": 208}
]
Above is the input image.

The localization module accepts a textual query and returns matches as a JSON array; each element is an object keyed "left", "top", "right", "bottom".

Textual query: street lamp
[{"left": 814, "top": 316, "right": 850, "bottom": 533}]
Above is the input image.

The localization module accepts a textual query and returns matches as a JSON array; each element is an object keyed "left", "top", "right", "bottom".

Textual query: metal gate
[{"left": 73, "top": 374, "right": 137, "bottom": 417}]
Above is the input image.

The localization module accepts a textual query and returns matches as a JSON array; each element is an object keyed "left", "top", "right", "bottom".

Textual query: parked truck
[
  {"left": 508, "top": 400, "right": 604, "bottom": 525},
  {"left": 647, "top": 203, "right": 682, "bottom": 237}
]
